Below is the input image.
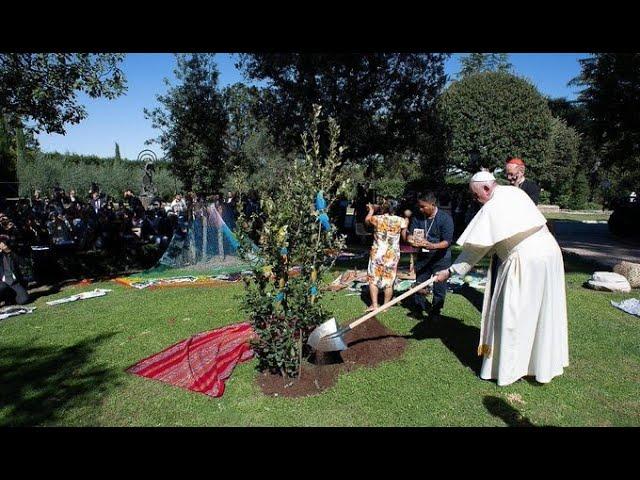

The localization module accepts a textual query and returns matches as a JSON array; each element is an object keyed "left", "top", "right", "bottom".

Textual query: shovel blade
[
  {"left": 308, "top": 318, "right": 338, "bottom": 348},
  {"left": 315, "top": 331, "right": 349, "bottom": 352},
  {"left": 307, "top": 318, "right": 349, "bottom": 352}
]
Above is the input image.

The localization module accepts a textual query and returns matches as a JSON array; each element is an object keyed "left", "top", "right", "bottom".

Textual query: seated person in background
[
  {"left": 123, "top": 189, "right": 143, "bottom": 211},
  {"left": 0, "top": 235, "right": 30, "bottom": 306},
  {"left": 171, "top": 194, "right": 187, "bottom": 215},
  {"left": 47, "top": 212, "right": 74, "bottom": 246},
  {"left": 68, "top": 189, "right": 79, "bottom": 205}
]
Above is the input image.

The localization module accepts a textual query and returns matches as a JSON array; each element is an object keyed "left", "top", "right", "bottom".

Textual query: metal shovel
[{"left": 307, "top": 275, "right": 437, "bottom": 352}]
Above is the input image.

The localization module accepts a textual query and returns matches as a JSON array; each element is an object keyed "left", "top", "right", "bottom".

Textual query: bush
[
  {"left": 584, "top": 201, "right": 604, "bottom": 210},
  {"left": 436, "top": 71, "right": 553, "bottom": 174},
  {"left": 234, "top": 105, "right": 349, "bottom": 377},
  {"left": 17, "top": 151, "right": 183, "bottom": 200},
  {"left": 539, "top": 189, "right": 551, "bottom": 204},
  {"left": 569, "top": 170, "right": 590, "bottom": 210},
  {"left": 371, "top": 177, "right": 407, "bottom": 199},
  {"left": 540, "top": 117, "right": 581, "bottom": 205}
]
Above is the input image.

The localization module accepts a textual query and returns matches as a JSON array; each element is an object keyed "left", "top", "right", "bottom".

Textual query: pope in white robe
[{"left": 435, "top": 171, "right": 569, "bottom": 386}]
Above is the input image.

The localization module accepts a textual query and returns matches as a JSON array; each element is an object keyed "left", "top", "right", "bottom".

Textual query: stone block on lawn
[{"left": 613, "top": 261, "right": 640, "bottom": 288}]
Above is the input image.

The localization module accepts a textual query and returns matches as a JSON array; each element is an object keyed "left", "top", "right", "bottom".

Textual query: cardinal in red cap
[
  {"left": 505, "top": 156, "right": 540, "bottom": 205},
  {"left": 506, "top": 157, "right": 525, "bottom": 167}
]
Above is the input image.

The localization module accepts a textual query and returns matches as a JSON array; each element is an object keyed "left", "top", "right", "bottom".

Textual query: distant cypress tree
[
  {"left": 459, "top": 53, "right": 513, "bottom": 78},
  {"left": 114, "top": 142, "right": 122, "bottom": 162},
  {"left": 570, "top": 170, "right": 590, "bottom": 210}
]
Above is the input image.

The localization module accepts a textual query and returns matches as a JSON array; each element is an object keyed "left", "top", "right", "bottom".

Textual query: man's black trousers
[
  {"left": 0, "top": 282, "right": 29, "bottom": 305},
  {"left": 414, "top": 256, "right": 451, "bottom": 314}
]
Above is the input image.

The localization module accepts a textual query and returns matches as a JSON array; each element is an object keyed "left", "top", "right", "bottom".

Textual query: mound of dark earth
[{"left": 257, "top": 317, "right": 407, "bottom": 398}]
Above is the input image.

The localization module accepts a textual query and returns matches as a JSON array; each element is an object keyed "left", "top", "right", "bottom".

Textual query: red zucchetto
[{"left": 506, "top": 157, "right": 525, "bottom": 166}]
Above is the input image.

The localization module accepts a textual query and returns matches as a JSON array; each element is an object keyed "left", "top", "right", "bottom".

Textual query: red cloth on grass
[{"left": 127, "top": 322, "right": 256, "bottom": 398}]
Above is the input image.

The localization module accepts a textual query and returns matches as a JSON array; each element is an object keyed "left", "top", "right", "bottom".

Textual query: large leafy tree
[
  {"left": 538, "top": 117, "right": 581, "bottom": 207},
  {"left": 145, "top": 54, "right": 228, "bottom": 194},
  {"left": 548, "top": 97, "right": 603, "bottom": 203},
  {"left": 236, "top": 53, "right": 449, "bottom": 172},
  {"left": 0, "top": 53, "right": 126, "bottom": 134},
  {"left": 458, "top": 53, "right": 513, "bottom": 78},
  {"left": 0, "top": 53, "right": 126, "bottom": 198},
  {"left": 570, "top": 53, "right": 640, "bottom": 195},
  {"left": 221, "top": 83, "right": 298, "bottom": 195},
  {"left": 0, "top": 116, "right": 15, "bottom": 196},
  {"left": 222, "top": 82, "right": 262, "bottom": 173},
  {"left": 436, "top": 71, "right": 553, "bottom": 176}
]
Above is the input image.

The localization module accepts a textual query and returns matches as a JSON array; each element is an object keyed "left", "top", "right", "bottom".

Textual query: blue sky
[{"left": 37, "top": 53, "right": 589, "bottom": 159}]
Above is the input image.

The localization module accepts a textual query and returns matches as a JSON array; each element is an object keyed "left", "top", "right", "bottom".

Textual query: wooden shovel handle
[{"left": 348, "top": 276, "right": 436, "bottom": 330}]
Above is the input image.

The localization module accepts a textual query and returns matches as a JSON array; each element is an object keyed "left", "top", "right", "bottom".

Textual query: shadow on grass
[
  {"left": 451, "top": 284, "right": 484, "bottom": 313},
  {"left": 26, "top": 283, "right": 62, "bottom": 303},
  {"left": 0, "top": 332, "right": 121, "bottom": 426},
  {"left": 483, "top": 396, "right": 538, "bottom": 427},
  {"left": 407, "top": 315, "right": 482, "bottom": 375}
]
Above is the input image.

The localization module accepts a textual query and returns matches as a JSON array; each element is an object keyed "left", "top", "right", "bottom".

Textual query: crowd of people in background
[
  {"left": 0, "top": 185, "right": 245, "bottom": 258},
  {"left": 0, "top": 183, "right": 245, "bottom": 305},
  {"left": 1, "top": 184, "right": 171, "bottom": 258}
]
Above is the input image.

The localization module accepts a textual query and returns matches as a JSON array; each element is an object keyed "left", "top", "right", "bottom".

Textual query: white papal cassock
[{"left": 451, "top": 185, "right": 569, "bottom": 386}]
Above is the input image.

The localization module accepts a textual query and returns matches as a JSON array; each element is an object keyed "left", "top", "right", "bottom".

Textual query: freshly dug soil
[{"left": 257, "top": 317, "right": 407, "bottom": 398}]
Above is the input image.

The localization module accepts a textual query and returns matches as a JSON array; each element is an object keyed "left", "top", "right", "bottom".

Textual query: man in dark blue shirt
[{"left": 402, "top": 192, "right": 454, "bottom": 322}]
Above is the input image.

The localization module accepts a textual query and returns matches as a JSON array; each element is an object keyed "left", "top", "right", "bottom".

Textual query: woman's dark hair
[{"left": 378, "top": 201, "right": 397, "bottom": 216}]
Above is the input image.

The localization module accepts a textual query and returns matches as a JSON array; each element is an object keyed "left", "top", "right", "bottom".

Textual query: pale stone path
[{"left": 552, "top": 220, "right": 640, "bottom": 269}]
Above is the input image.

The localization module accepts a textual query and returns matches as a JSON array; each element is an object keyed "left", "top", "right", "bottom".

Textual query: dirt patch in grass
[{"left": 257, "top": 317, "right": 407, "bottom": 398}]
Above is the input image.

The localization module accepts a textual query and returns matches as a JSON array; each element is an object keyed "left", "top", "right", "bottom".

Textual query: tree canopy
[
  {"left": 0, "top": 53, "right": 126, "bottom": 134},
  {"left": 145, "top": 54, "right": 228, "bottom": 194},
  {"left": 571, "top": 53, "right": 640, "bottom": 182},
  {"left": 458, "top": 53, "right": 513, "bottom": 78},
  {"left": 237, "top": 53, "right": 449, "bottom": 168},
  {"left": 436, "top": 71, "right": 553, "bottom": 176}
]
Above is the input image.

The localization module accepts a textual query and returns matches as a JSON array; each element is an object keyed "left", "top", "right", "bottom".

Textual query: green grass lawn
[
  {"left": 544, "top": 211, "right": 611, "bottom": 222},
  {"left": 1, "top": 254, "right": 638, "bottom": 427}
]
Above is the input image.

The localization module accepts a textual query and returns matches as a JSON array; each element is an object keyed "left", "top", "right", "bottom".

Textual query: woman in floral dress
[{"left": 365, "top": 201, "right": 409, "bottom": 312}]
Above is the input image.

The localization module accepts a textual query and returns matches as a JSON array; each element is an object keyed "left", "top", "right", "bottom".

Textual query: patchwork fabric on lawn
[
  {"left": 394, "top": 279, "right": 414, "bottom": 292},
  {"left": 611, "top": 298, "right": 640, "bottom": 318},
  {"left": 325, "top": 269, "right": 366, "bottom": 291},
  {"left": 210, "top": 272, "right": 244, "bottom": 282},
  {"left": 0, "top": 305, "right": 36, "bottom": 321},
  {"left": 325, "top": 268, "right": 417, "bottom": 294},
  {"left": 127, "top": 322, "right": 256, "bottom": 398},
  {"left": 448, "top": 269, "right": 488, "bottom": 291},
  {"left": 116, "top": 275, "right": 198, "bottom": 290},
  {"left": 46, "top": 288, "right": 112, "bottom": 306}
]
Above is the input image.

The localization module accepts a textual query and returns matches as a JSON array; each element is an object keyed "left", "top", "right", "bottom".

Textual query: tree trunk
[{"left": 0, "top": 114, "right": 18, "bottom": 199}]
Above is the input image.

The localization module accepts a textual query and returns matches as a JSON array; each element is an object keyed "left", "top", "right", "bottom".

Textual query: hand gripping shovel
[{"left": 307, "top": 275, "right": 437, "bottom": 352}]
